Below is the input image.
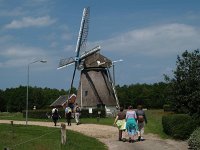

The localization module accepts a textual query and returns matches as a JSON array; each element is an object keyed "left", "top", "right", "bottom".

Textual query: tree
[
  {"left": 0, "top": 90, "right": 6, "bottom": 112},
  {"left": 2, "top": 86, "right": 68, "bottom": 112},
  {"left": 116, "top": 83, "right": 168, "bottom": 109},
  {"left": 167, "top": 49, "right": 200, "bottom": 117}
]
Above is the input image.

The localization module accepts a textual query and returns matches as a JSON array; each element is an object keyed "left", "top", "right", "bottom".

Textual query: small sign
[{"left": 89, "top": 108, "right": 93, "bottom": 114}]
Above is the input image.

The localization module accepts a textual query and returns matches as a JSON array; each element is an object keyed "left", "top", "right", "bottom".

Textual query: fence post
[{"left": 61, "top": 123, "right": 66, "bottom": 145}]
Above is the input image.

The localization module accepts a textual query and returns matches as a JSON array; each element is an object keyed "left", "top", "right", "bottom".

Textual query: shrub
[
  {"left": 188, "top": 127, "right": 200, "bottom": 150},
  {"left": 22, "top": 109, "right": 53, "bottom": 119},
  {"left": 80, "top": 108, "right": 106, "bottom": 118},
  {"left": 163, "top": 104, "right": 172, "bottom": 112},
  {"left": 162, "top": 114, "right": 197, "bottom": 139},
  {"left": 22, "top": 108, "right": 106, "bottom": 119}
]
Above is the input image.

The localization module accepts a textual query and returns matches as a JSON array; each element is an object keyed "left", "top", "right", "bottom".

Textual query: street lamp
[
  {"left": 112, "top": 59, "right": 123, "bottom": 86},
  {"left": 26, "top": 59, "right": 47, "bottom": 125}
]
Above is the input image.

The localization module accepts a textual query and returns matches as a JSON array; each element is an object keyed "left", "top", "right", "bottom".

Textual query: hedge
[
  {"left": 22, "top": 108, "right": 106, "bottom": 119},
  {"left": 163, "top": 104, "right": 172, "bottom": 112},
  {"left": 162, "top": 114, "right": 197, "bottom": 140},
  {"left": 188, "top": 127, "right": 200, "bottom": 150}
]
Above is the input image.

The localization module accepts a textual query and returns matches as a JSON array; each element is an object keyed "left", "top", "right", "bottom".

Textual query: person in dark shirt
[
  {"left": 74, "top": 103, "right": 81, "bottom": 125},
  {"left": 52, "top": 108, "right": 59, "bottom": 126},
  {"left": 65, "top": 105, "right": 72, "bottom": 126},
  {"left": 113, "top": 107, "right": 126, "bottom": 141},
  {"left": 136, "top": 105, "right": 147, "bottom": 141}
]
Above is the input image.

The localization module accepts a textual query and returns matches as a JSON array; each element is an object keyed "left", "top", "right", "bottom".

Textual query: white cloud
[
  {"left": 0, "top": 58, "right": 28, "bottom": 68},
  {"left": 64, "top": 45, "right": 75, "bottom": 52},
  {"left": 0, "top": 46, "right": 49, "bottom": 68},
  {"left": 0, "top": 7, "right": 24, "bottom": 17},
  {"left": 50, "top": 41, "right": 58, "bottom": 48},
  {"left": 4, "top": 16, "right": 56, "bottom": 29},
  {"left": 61, "top": 34, "right": 72, "bottom": 41},
  {"left": 0, "top": 35, "right": 13, "bottom": 44},
  {"left": 59, "top": 25, "right": 72, "bottom": 41},
  {"left": 96, "top": 23, "right": 200, "bottom": 57},
  {"left": 0, "top": 46, "right": 46, "bottom": 58}
]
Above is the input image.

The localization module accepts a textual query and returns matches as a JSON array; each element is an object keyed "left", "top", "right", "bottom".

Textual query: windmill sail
[
  {"left": 57, "top": 57, "right": 75, "bottom": 69},
  {"left": 69, "top": 7, "right": 90, "bottom": 96},
  {"left": 75, "top": 7, "right": 90, "bottom": 58}
]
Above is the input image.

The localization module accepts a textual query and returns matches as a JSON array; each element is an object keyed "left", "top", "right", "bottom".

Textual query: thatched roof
[
  {"left": 50, "top": 94, "right": 76, "bottom": 108},
  {"left": 50, "top": 95, "right": 67, "bottom": 108}
]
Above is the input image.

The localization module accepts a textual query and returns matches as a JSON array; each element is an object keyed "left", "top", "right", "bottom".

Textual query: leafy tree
[
  {"left": 116, "top": 82, "right": 168, "bottom": 109},
  {"left": 0, "top": 90, "right": 6, "bottom": 112},
  {"left": 3, "top": 86, "right": 68, "bottom": 112},
  {"left": 166, "top": 49, "right": 200, "bottom": 117}
]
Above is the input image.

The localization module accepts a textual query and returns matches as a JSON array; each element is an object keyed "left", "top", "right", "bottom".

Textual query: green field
[{"left": 0, "top": 124, "right": 107, "bottom": 150}]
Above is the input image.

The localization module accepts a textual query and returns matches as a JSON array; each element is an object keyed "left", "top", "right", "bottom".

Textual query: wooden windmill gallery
[{"left": 57, "top": 7, "right": 121, "bottom": 115}]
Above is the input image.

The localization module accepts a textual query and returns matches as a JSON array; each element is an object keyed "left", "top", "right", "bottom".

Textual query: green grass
[
  {"left": 145, "top": 109, "right": 172, "bottom": 138},
  {"left": 0, "top": 109, "right": 173, "bottom": 139},
  {"left": 0, "top": 124, "right": 107, "bottom": 150},
  {"left": 0, "top": 112, "right": 23, "bottom": 120},
  {"left": 80, "top": 117, "right": 114, "bottom": 125}
]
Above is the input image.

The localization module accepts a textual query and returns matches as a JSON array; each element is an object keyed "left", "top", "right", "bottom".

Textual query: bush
[
  {"left": 22, "top": 109, "right": 53, "bottom": 119},
  {"left": 162, "top": 114, "right": 197, "bottom": 139},
  {"left": 188, "top": 127, "right": 200, "bottom": 150},
  {"left": 163, "top": 104, "right": 172, "bottom": 112},
  {"left": 22, "top": 108, "right": 106, "bottom": 119},
  {"left": 80, "top": 108, "right": 106, "bottom": 118}
]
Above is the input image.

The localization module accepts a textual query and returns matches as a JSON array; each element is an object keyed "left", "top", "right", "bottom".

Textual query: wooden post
[
  {"left": 61, "top": 123, "right": 66, "bottom": 145},
  {"left": 10, "top": 121, "right": 13, "bottom": 126},
  {"left": 10, "top": 120, "right": 15, "bottom": 139}
]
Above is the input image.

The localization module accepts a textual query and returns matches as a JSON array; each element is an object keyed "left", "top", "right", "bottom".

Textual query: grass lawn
[
  {"left": 145, "top": 109, "right": 171, "bottom": 138},
  {"left": 0, "top": 124, "right": 107, "bottom": 150},
  {"left": 0, "top": 109, "right": 171, "bottom": 139}
]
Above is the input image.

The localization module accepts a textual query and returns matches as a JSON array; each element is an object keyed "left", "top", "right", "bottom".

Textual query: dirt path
[{"left": 0, "top": 120, "right": 188, "bottom": 150}]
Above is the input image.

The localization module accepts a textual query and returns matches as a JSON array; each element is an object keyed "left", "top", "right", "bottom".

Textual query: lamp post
[
  {"left": 26, "top": 59, "right": 47, "bottom": 125},
  {"left": 112, "top": 59, "right": 123, "bottom": 86}
]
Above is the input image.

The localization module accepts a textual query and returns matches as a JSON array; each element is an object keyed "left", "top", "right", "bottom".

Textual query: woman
[
  {"left": 136, "top": 105, "right": 147, "bottom": 141},
  {"left": 113, "top": 107, "right": 126, "bottom": 141},
  {"left": 126, "top": 105, "right": 138, "bottom": 143}
]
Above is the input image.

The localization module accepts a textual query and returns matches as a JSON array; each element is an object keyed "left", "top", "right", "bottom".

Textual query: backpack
[
  {"left": 138, "top": 115, "right": 144, "bottom": 123},
  {"left": 76, "top": 107, "right": 80, "bottom": 113}
]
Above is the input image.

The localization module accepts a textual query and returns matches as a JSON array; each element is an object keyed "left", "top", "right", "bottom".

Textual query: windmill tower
[{"left": 58, "top": 7, "right": 119, "bottom": 110}]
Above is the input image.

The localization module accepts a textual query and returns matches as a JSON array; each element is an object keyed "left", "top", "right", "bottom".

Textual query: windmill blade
[
  {"left": 68, "top": 7, "right": 90, "bottom": 96},
  {"left": 80, "top": 45, "right": 100, "bottom": 60},
  {"left": 57, "top": 57, "right": 75, "bottom": 69},
  {"left": 75, "top": 7, "right": 90, "bottom": 60}
]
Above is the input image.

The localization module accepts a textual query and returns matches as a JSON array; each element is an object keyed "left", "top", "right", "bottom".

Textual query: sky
[{"left": 1, "top": 0, "right": 200, "bottom": 90}]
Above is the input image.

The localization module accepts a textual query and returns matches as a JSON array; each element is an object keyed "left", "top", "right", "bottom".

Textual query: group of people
[
  {"left": 64, "top": 103, "right": 81, "bottom": 126},
  {"left": 113, "top": 105, "right": 147, "bottom": 143},
  {"left": 51, "top": 103, "right": 81, "bottom": 126}
]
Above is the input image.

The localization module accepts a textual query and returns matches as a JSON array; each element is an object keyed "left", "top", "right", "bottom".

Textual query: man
[
  {"left": 52, "top": 108, "right": 59, "bottom": 126},
  {"left": 74, "top": 103, "right": 81, "bottom": 125},
  {"left": 65, "top": 105, "right": 72, "bottom": 126}
]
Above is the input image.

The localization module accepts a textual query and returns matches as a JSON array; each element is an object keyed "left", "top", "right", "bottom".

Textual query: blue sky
[{"left": 1, "top": 0, "right": 200, "bottom": 90}]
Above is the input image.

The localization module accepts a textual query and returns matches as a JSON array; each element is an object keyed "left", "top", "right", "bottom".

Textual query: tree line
[{"left": 0, "top": 82, "right": 168, "bottom": 112}]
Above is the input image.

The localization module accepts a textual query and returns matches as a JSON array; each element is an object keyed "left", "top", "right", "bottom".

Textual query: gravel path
[{"left": 0, "top": 120, "right": 188, "bottom": 150}]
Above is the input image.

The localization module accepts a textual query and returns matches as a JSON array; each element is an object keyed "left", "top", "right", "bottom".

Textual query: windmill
[{"left": 58, "top": 7, "right": 119, "bottom": 109}]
